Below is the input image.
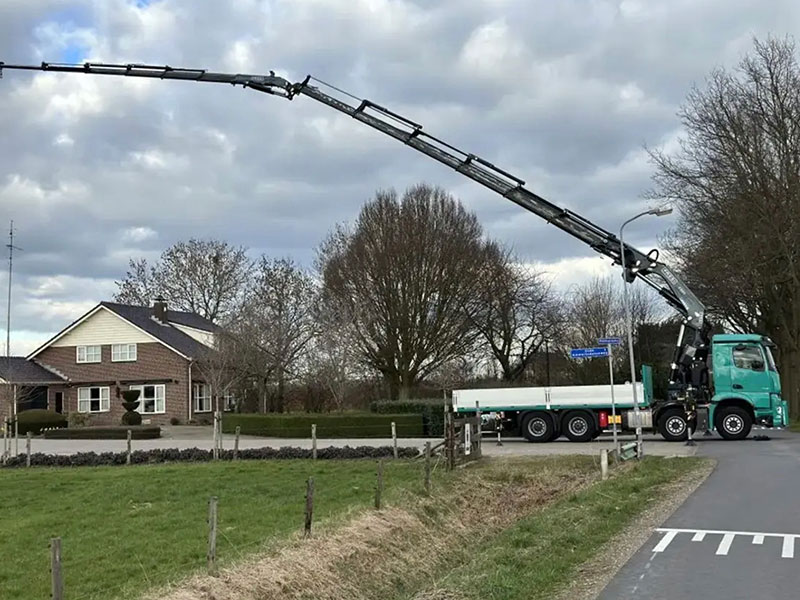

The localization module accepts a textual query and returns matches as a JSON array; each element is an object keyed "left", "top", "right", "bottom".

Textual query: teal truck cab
[{"left": 704, "top": 334, "right": 787, "bottom": 439}]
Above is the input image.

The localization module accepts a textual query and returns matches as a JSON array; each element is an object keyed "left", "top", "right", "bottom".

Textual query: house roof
[
  {"left": 0, "top": 357, "right": 66, "bottom": 384},
  {"left": 99, "top": 302, "right": 216, "bottom": 359}
]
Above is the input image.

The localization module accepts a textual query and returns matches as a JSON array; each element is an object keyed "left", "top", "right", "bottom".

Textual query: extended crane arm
[{"left": 0, "top": 61, "right": 707, "bottom": 342}]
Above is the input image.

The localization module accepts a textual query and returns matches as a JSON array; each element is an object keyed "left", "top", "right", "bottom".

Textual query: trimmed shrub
[
  {"left": 1, "top": 445, "right": 420, "bottom": 468},
  {"left": 169, "top": 417, "right": 181, "bottom": 426},
  {"left": 222, "top": 412, "right": 423, "bottom": 438},
  {"left": 120, "top": 389, "right": 142, "bottom": 426},
  {"left": 68, "top": 412, "right": 90, "bottom": 428},
  {"left": 17, "top": 409, "right": 68, "bottom": 435},
  {"left": 43, "top": 426, "right": 161, "bottom": 440},
  {"left": 370, "top": 399, "right": 445, "bottom": 436}
]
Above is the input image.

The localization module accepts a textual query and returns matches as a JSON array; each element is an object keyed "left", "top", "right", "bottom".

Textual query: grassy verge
[
  {"left": 412, "top": 457, "right": 706, "bottom": 600},
  {"left": 0, "top": 460, "right": 422, "bottom": 600}
]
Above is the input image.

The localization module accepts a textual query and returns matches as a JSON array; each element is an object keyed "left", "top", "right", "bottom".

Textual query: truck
[{"left": 0, "top": 61, "right": 789, "bottom": 439}]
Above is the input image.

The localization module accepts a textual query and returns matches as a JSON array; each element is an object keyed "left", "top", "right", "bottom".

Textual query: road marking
[
  {"left": 782, "top": 537, "right": 795, "bottom": 559},
  {"left": 753, "top": 535, "right": 764, "bottom": 545},
  {"left": 653, "top": 530, "right": 678, "bottom": 553},
  {"left": 692, "top": 532, "right": 706, "bottom": 542},
  {"left": 716, "top": 533, "right": 735, "bottom": 556}
]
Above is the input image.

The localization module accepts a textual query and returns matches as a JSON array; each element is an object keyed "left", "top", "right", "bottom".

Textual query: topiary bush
[
  {"left": 370, "top": 399, "right": 445, "bottom": 436},
  {"left": 221, "top": 412, "right": 423, "bottom": 438},
  {"left": 120, "top": 390, "right": 142, "bottom": 426},
  {"left": 17, "top": 409, "right": 68, "bottom": 435},
  {"left": 68, "top": 412, "right": 90, "bottom": 428}
]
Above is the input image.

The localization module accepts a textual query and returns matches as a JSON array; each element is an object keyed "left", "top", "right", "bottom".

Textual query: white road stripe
[
  {"left": 692, "top": 532, "right": 706, "bottom": 542},
  {"left": 753, "top": 535, "right": 764, "bottom": 545},
  {"left": 782, "top": 536, "right": 795, "bottom": 559},
  {"left": 653, "top": 530, "right": 678, "bottom": 553},
  {"left": 716, "top": 533, "right": 735, "bottom": 556},
  {"left": 657, "top": 527, "right": 800, "bottom": 539}
]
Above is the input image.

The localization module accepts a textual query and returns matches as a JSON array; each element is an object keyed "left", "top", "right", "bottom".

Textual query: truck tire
[
  {"left": 563, "top": 411, "right": 595, "bottom": 443},
  {"left": 521, "top": 411, "right": 556, "bottom": 443},
  {"left": 715, "top": 406, "right": 752, "bottom": 441},
  {"left": 657, "top": 408, "right": 690, "bottom": 442}
]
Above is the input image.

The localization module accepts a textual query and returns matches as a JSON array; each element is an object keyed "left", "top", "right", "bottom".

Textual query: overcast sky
[{"left": 0, "top": 0, "right": 797, "bottom": 355}]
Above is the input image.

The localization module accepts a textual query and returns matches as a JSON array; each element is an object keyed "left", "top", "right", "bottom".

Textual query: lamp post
[{"left": 619, "top": 207, "right": 672, "bottom": 459}]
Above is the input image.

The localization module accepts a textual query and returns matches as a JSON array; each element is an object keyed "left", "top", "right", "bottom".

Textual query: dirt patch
[
  {"left": 145, "top": 458, "right": 596, "bottom": 600},
  {"left": 553, "top": 457, "right": 716, "bottom": 600}
]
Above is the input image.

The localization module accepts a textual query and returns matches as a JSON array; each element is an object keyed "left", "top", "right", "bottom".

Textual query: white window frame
[
  {"left": 223, "top": 390, "right": 236, "bottom": 411},
  {"left": 112, "top": 343, "right": 137, "bottom": 362},
  {"left": 76, "top": 345, "right": 102, "bottom": 364},
  {"left": 193, "top": 383, "right": 211, "bottom": 413},
  {"left": 129, "top": 384, "right": 166, "bottom": 415},
  {"left": 77, "top": 386, "right": 110, "bottom": 413}
]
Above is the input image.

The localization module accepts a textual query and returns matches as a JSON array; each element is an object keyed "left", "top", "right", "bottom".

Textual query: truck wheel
[
  {"left": 521, "top": 411, "right": 556, "bottom": 443},
  {"left": 563, "top": 411, "right": 595, "bottom": 443},
  {"left": 715, "top": 406, "right": 752, "bottom": 441},
  {"left": 658, "top": 409, "right": 689, "bottom": 442}
]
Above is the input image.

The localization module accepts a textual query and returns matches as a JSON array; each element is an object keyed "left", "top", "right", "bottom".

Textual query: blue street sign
[
  {"left": 570, "top": 347, "right": 609, "bottom": 359},
  {"left": 598, "top": 337, "right": 622, "bottom": 346}
]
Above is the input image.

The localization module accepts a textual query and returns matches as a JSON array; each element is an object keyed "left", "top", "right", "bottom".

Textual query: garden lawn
[{"left": 0, "top": 459, "right": 422, "bottom": 600}]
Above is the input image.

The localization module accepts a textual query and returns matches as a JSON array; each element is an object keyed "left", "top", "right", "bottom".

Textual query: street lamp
[{"left": 619, "top": 207, "right": 672, "bottom": 458}]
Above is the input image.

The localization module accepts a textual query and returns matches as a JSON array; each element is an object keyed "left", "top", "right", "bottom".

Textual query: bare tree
[
  {"left": 471, "top": 243, "right": 565, "bottom": 381},
  {"left": 243, "top": 257, "right": 318, "bottom": 412},
  {"left": 114, "top": 239, "right": 252, "bottom": 322},
  {"left": 194, "top": 331, "right": 246, "bottom": 414},
  {"left": 650, "top": 37, "right": 800, "bottom": 414},
  {"left": 318, "top": 183, "right": 486, "bottom": 400}
]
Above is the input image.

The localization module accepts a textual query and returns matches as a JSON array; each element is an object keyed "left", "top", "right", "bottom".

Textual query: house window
[
  {"left": 129, "top": 384, "right": 165, "bottom": 414},
  {"left": 76, "top": 345, "right": 102, "bottom": 363},
  {"left": 77, "top": 387, "right": 110, "bottom": 413},
  {"left": 112, "top": 343, "right": 137, "bottom": 362},
  {"left": 194, "top": 383, "right": 211, "bottom": 413},
  {"left": 223, "top": 390, "right": 236, "bottom": 411}
]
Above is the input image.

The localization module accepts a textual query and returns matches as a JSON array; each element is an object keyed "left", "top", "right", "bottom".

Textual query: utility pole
[{"left": 5, "top": 221, "right": 22, "bottom": 455}]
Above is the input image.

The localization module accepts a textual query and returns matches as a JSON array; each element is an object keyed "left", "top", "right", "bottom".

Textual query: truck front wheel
[
  {"left": 715, "top": 406, "right": 752, "bottom": 441},
  {"left": 563, "top": 411, "right": 595, "bottom": 443},
  {"left": 521, "top": 411, "right": 556, "bottom": 443},
  {"left": 658, "top": 409, "right": 690, "bottom": 442}
]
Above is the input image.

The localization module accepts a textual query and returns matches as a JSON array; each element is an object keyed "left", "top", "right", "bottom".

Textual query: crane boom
[{"left": 0, "top": 60, "right": 710, "bottom": 388}]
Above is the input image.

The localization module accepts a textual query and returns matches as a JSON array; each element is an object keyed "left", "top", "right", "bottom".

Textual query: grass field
[{"left": 0, "top": 460, "right": 423, "bottom": 600}]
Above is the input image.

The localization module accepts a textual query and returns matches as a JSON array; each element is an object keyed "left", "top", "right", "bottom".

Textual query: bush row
[
  {"left": 1, "top": 445, "right": 420, "bottom": 468},
  {"left": 16, "top": 409, "right": 68, "bottom": 435},
  {"left": 222, "top": 412, "right": 424, "bottom": 438},
  {"left": 370, "top": 399, "right": 445, "bottom": 437},
  {"left": 43, "top": 426, "right": 161, "bottom": 440}
]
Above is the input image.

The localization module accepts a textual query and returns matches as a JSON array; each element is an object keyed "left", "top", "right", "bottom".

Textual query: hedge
[
  {"left": 370, "top": 399, "right": 445, "bottom": 437},
  {"left": 222, "top": 412, "right": 424, "bottom": 438},
  {"left": 1, "top": 445, "right": 420, "bottom": 468},
  {"left": 43, "top": 426, "right": 161, "bottom": 440},
  {"left": 16, "top": 409, "right": 68, "bottom": 435}
]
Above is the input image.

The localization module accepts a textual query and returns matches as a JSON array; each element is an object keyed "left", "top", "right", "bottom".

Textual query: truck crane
[{"left": 0, "top": 61, "right": 787, "bottom": 441}]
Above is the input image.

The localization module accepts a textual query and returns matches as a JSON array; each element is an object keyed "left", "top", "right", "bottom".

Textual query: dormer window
[{"left": 76, "top": 345, "right": 101, "bottom": 363}]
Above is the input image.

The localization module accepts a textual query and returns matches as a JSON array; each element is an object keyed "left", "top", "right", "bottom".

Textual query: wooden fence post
[
  {"left": 600, "top": 448, "right": 609, "bottom": 481},
  {"left": 207, "top": 496, "right": 218, "bottom": 576},
  {"left": 50, "top": 537, "right": 63, "bottom": 600},
  {"left": 126, "top": 429, "right": 132, "bottom": 465},
  {"left": 304, "top": 477, "right": 315, "bottom": 536},
  {"left": 2, "top": 418, "right": 8, "bottom": 463},
  {"left": 391, "top": 421, "right": 398, "bottom": 459},
  {"left": 424, "top": 441, "right": 431, "bottom": 495},
  {"left": 26, "top": 431, "right": 31, "bottom": 467},
  {"left": 234, "top": 426, "right": 240, "bottom": 460},
  {"left": 375, "top": 459, "right": 384, "bottom": 509},
  {"left": 211, "top": 412, "right": 218, "bottom": 460},
  {"left": 311, "top": 424, "right": 317, "bottom": 460},
  {"left": 475, "top": 401, "right": 482, "bottom": 457}
]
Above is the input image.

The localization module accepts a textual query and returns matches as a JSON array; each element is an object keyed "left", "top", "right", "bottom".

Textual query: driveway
[{"left": 598, "top": 429, "right": 800, "bottom": 600}]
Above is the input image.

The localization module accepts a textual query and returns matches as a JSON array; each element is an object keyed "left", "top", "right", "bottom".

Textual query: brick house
[{"left": 6, "top": 299, "right": 222, "bottom": 426}]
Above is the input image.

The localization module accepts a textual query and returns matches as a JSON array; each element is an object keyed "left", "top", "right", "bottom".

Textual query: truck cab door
[{"left": 730, "top": 344, "right": 772, "bottom": 408}]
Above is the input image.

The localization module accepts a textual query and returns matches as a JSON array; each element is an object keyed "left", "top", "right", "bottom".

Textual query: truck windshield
[{"left": 765, "top": 346, "right": 778, "bottom": 372}]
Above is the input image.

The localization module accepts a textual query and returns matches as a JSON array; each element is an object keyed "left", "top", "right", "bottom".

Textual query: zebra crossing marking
[{"left": 653, "top": 528, "right": 800, "bottom": 559}]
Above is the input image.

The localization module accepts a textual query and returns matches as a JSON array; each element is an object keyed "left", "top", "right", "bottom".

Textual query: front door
[{"left": 54, "top": 392, "right": 63, "bottom": 414}]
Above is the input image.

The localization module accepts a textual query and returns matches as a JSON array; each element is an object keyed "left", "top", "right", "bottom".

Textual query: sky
[{"left": 0, "top": 0, "right": 797, "bottom": 356}]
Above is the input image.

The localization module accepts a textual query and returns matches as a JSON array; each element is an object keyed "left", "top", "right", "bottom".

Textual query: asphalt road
[{"left": 598, "top": 429, "right": 800, "bottom": 600}]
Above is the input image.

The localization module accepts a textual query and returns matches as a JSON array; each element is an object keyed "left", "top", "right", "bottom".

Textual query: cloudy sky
[{"left": 0, "top": 0, "right": 796, "bottom": 355}]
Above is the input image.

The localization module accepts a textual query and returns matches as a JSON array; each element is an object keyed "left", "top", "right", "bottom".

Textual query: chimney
[{"left": 153, "top": 297, "right": 168, "bottom": 323}]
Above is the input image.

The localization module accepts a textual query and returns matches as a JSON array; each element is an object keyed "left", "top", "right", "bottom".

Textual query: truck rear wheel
[
  {"left": 658, "top": 409, "right": 690, "bottom": 442},
  {"left": 715, "top": 406, "right": 752, "bottom": 441},
  {"left": 521, "top": 411, "right": 556, "bottom": 443},
  {"left": 563, "top": 411, "right": 595, "bottom": 443}
]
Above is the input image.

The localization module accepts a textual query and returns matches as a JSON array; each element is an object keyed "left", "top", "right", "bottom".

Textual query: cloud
[{"left": 0, "top": 0, "right": 798, "bottom": 347}]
